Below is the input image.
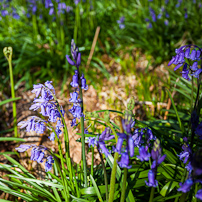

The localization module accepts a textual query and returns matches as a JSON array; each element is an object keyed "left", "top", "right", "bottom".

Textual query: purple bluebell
[
  {"left": 178, "top": 144, "right": 191, "bottom": 164},
  {"left": 98, "top": 141, "right": 110, "bottom": 157},
  {"left": 70, "top": 70, "right": 79, "bottom": 88},
  {"left": 71, "top": 118, "right": 77, "bottom": 127},
  {"left": 196, "top": 189, "right": 202, "bottom": 200},
  {"left": 99, "top": 127, "right": 114, "bottom": 141},
  {"left": 74, "top": 0, "right": 80, "bottom": 5},
  {"left": 81, "top": 74, "right": 88, "bottom": 90},
  {"left": 69, "top": 91, "right": 80, "bottom": 103},
  {"left": 149, "top": 7, "right": 156, "bottom": 22},
  {"left": 147, "top": 23, "right": 152, "bottom": 29},
  {"left": 115, "top": 133, "right": 127, "bottom": 154},
  {"left": 185, "top": 162, "right": 193, "bottom": 175},
  {"left": 15, "top": 144, "right": 32, "bottom": 152},
  {"left": 137, "top": 146, "right": 151, "bottom": 161},
  {"left": 66, "top": 6, "right": 72, "bottom": 12},
  {"left": 178, "top": 179, "right": 193, "bottom": 193},
  {"left": 87, "top": 137, "right": 98, "bottom": 147},
  {"left": 164, "top": 19, "right": 168, "bottom": 26},
  {"left": 117, "top": 16, "right": 125, "bottom": 29},
  {"left": 145, "top": 169, "right": 158, "bottom": 187},
  {"left": 45, "top": 155, "right": 54, "bottom": 172},
  {"left": 118, "top": 150, "right": 132, "bottom": 169}
]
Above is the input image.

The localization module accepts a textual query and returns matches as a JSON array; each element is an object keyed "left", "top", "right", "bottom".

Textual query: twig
[{"left": 86, "top": 26, "right": 100, "bottom": 68}]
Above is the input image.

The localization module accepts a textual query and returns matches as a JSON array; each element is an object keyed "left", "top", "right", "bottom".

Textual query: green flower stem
[
  {"left": 90, "top": 146, "right": 94, "bottom": 187},
  {"left": 108, "top": 152, "right": 119, "bottom": 202},
  {"left": 191, "top": 76, "right": 194, "bottom": 112},
  {"left": 3, "top": 47, "right": 18, "bottom": 138},
  {"left": 98, "top": 147, "right": 109, "bottom": 201},
  {"left": 149, "top": 187, "right": 155, "bottom": 202},
  {"left": 90, "top": 120, "right": 96, "bottom": 186},
  {"left": 120, "top": 168, "right": 128, "bottom": 202},
  {"left": 47, "top": 123, "right": 76, "bottom": 197},
  {"left": 179, "top": 193, "right": 188, "bottom": 202},
  {"left": 79, "top": 92, "right": 88, "bottom": 188}
]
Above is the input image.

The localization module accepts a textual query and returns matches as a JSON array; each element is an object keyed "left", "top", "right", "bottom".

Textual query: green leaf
[
  {"left": 90, "top": 174, "right": 103, "bottom": 202},
  {"left": 7, "top": 175, "right": 64, "bottom": 189},
  {"left": 166, "top": 89, "right": 185, "bottom": 133},
  {"left": 0, "top": 185, "right": 40, "bottom": 201},
  {"left": 3, "top": 154, "right": 35, "bottom": 178},
  {"left": 160, "top": 181, "right": 179, "bottom": 197},
  {"left": 0, "top": 97, "right": 21, "bottom": 106},
  {"left": 0, "top": 137, "right": 25, "bottom": 142},
  {"left": 0, "top": 128, "right": 14, "bottom": 134},
  {"left": 0, "top": 178, "right": 57, "bottom": 202}
]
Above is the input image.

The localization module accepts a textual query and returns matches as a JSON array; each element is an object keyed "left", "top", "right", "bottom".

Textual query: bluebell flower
[
  {"left": 118, "top": 150, "right": 132, "bottom": 169},
  {"left": 164, "top": 19, "right": 168, "bottom": 26},
  {"left": 145, "top": 169, "right": 158, "bottom": 187},
  {"left": 115, "top": 133, "right": 127, "bottom": 154},
  {"left": 87, "top": 137, "right": 98, "bottom": 147},
  {"left": 137, "top": 146, "right": 151, "bottom": 161},
  {"left": 66, "top": 6, "right": 73, "bottom": 12},
  {"left": 74, "top": 0, "right": 80, "bottom": 5},
  {"left": 147, "top": 23, "right": 152, "bottom": 29},
  {"left": 69, "top": 91, "right": 80, "bottom": 103},
  {"left": 71, "top": 118, "right": 77, "bottom": 127},
  {"left": 99, "top": 127, "right": 114, "bottom": 141},
  {"left": 117, "top": 16, "right": 125, "bottom": 29},
  {"left": 98, "top": 141, "right": 110, "bottom": 157},
  {"left": 70, "top": 70, "right": 79, "bottom": 88},
  {"left": 178, "top": 144, "right": 191, "bottom": 164},
  {"left": 81, "top": 74, "right": 88, "bottom": 90},
  {"left": 178, "top": 179, "right": 193, "bottom": 193},
  {"left": 196, "top": 189, "right": 202, "bottom": 200},
  {"left": 15, "top": 144, "right": 32, "bottom": 152},
  {"left": 185, "top": 162, "right": 193, "bottom": 175},
  {"left": 149, "top": 7, "right": 156, "bottom": 22},
  {"left": 45, "top": 155, "right": 54, "bottom": 172}
]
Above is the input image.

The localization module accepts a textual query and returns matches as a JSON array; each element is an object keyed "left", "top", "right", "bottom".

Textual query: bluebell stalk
[
  {"left": 146, "top": 139, "right": 166, "bottom": 188},
  {"left": 66, "top": 39, "right": 88, "bottom": 187}
]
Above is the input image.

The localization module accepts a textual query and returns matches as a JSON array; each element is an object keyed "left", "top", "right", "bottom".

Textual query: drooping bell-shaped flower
[
  {"left": 178, "top": 179, "right": 193, "bottom": 193},
  {"left": 98, "top": 141, "right": 110, "bottom": 157},
  {"left": 115, "top": 133, "right": 127, "bottom": 154},
  {"left": 80, "top": 74, "right": 88, "bottom": 90},
  {"left": 70, "top": 70, "right": 79, "bottom": 88},
  {"left": 145, "top": 169, "right": 158, "bottom": 187},
  {"left": 69, "top": 91, "right": 80, "bottom": 103},
  {"left": 178, "top": 143, "right": 191, "bottom": 164},
  {"left": 137, "top": 146, "right": 151, "bottom": 161},
  {"left": 118, "top": 150, "right": 132, "bottom": 169},
  {"left": 196, "top": 189, "right": 202, "bottom": 200},
  {"left": 45, "top": 155, "right": 54, "bottom": 172},
  {"left": 15, "top": 144, "right": 32, "bottom": 152}
]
